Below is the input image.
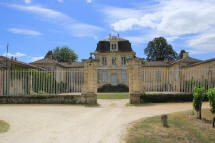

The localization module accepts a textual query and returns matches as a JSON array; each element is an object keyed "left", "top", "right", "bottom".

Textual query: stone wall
[
  {"left": 130, "top": 92, "right": 141, "bottom": 104},
  {"left": 0, "top": 94, "right": 97, "bottom": 104}
]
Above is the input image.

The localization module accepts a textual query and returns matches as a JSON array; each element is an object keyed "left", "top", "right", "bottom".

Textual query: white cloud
[
  {"left": 86, "top": 0, "right": 92, "bottom": 3},
  {"left": 111, "top": 18, "right": 140, "bottom": 32},
  {"left": 3, "top": 52, "right": 25, "bottom": 58},
  {"left": 7, "top": 4, "right": 103, "bottom": 38},
  {"left": 104, "top": 0, "right": 215, "bottom": 35},
  {"left": 102, "top": 0, "right": 215, "bottom": 54},
  {"left": 24, "top": 0, "right": 31, "bottom": 4},
  {"left": 188, "top": 33, "right": 215, "bottom": 54},
  {"left": 57, "top": 0, "right": 64, "bottom": 3},
  {"left": 31, "top": 56, "right": 43, "bottom": 62},
  {"left": 8, "top": 28, "right": 41, "bottom": 36},
  {"left": 103, "top": 6, "right": 143, "bottom": 22},
  {"left": 65, "top": 23, "right": 103, "bottom": 37},
  {"left": 8, "top": 4, "right": 68, "bottom": 20},
  {"left": 124, "top": 36, "right": 147, "bottom": 45},
  {"left": 156, "top": 0, "right": 215, "bottom": 36},
  {"left": 124, "top": 32, "right": 175, "bottom": 45}
]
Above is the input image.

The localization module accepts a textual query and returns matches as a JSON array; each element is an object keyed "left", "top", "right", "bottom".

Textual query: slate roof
[
  {"left": 96, "top": 41, "right": 110, "bottom": 52},
  {"left": 96, "top": 36, "right": 132, "bottom": 52}
]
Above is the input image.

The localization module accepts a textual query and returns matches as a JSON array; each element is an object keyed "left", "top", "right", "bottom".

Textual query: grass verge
[
  {"left": 97, "top": 93, "right": 129, "bottom": 99},
  {"left": 0, "top": 120, "right": 9, "bottom": 133},
  {"left": 126, "top": 109, "right": 215, "bottom": 143}
]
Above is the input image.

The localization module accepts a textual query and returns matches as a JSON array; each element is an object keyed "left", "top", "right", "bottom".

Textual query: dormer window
[{"left": 111, "top": 44, "right": 117, "bottom": 51}]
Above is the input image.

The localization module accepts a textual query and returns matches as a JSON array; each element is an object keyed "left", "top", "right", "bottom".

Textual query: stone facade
[
  {"left": 93, "top": 36, "right": 135, "bottom": 89},
  {"left": 95, "top": 52, "right": 135, "bottom": 88}
]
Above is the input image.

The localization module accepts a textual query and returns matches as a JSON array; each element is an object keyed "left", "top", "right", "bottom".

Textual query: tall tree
[
  {"left": 177, "top": 50, "right": 186, "bottom": 60},
  {"left": 144, "top": 37, "right": 177, "bottom": 61},
  {"left": 52, "top": 46, "right": 78, "bottom": 63}
]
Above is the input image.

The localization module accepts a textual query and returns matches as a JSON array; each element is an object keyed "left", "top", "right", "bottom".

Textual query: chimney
[
  {"left": 117, "top": 34, "right": 119, "bottom": 37},
  {"left": 90, "top": 53, "right": 93, "bottom": 59},
  {"left": 68, "top": 58, "right": 72, "bottom": 64},
  {"left": 15, "top": 57, "right": 17, "bottom": 61},
  {"left": 183, "top": 52, "right": 189, "bottom": 58},
  {"left": 11, "top": 56, "right": 14, "bottom": 61}
]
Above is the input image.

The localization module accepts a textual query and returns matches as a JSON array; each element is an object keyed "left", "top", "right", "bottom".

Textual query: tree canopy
[
  {"left": 144, "top": 37, "right": 177, "bottom": 61},
  {"left": 52, "top": 46, "right": 78, "bottom": 63}
]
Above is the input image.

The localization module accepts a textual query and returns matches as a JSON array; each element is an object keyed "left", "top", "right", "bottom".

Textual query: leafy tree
[
  {"left": 177, "top": 50, "right": 186, "bottom": 60},
  {"left": 193, "top": 87, "right": 205, "bottom": 119},
  {"left": 207, "top": 88, "right": 215, "bottom": 127},
  {"left": 52, "top": 46, "right": 78, "bottom": 63},
  {"left": 144, "top": 37, "right": 177, "bottom": 61}
]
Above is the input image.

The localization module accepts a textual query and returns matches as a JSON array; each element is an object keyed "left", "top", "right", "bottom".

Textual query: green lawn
[
  {"left": 0, "top": 120, "right": 9, "bottom": 133},
  {"left": 97, "top": 93, "right": 129, "bottom": 99},
  {"left": 126, "top": 109, "right": 215, "bottom": 143}
]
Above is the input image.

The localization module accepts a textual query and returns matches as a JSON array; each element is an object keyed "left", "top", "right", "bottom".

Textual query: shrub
[
  {"left": 193, "top": 87, "right": 205, "bottom": 119},
  {"left": 38, "top": 91, "right": 48, "bottom": 95},
  {"left": 56, "top": 82, "right": 68, "bottom": 93},
  {"left": 32, "top": 70, "right": 56, "bottom": 94},
  {"left": 207, "top": 88, "right": 215, "bottom": 127},
  {"left": 98, "top": 84, "right": 129, "bottom": 93}
]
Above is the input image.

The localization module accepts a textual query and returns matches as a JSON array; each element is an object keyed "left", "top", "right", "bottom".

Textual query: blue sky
[{"left": 0, "top": 0, "right": 215, "bottom": 63}]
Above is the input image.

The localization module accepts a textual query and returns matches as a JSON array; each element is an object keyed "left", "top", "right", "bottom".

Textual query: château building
[
  {"left": 30, "top": 35, "right": 215, "bottom": 92},
  {"left": 93, "top": 35, "right": 135, "bottom": 87}
]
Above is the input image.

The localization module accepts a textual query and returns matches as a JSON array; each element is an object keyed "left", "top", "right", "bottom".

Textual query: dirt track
[{"left": 0, "top": 99, "right": 209, "bottom": 143}]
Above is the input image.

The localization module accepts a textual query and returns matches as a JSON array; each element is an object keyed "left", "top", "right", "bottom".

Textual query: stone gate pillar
[
  {"left": 82, "top": 59, "right": 99, "bottom": 104},
  {"left": 127, "top": 58, "right": 143, "bottom": 104}
]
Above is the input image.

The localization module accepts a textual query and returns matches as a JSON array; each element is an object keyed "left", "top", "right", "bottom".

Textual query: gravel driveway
[{"left": 0, "top": 99, "right": 209, "bottom": 143}]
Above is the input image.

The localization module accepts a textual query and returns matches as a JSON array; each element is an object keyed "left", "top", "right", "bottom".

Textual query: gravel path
[{"left": 0, "top": 99, "right": 209, "bottom": 143}]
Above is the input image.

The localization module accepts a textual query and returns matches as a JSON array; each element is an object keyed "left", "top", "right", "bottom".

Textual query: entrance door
[{"left": 111, "top": 74, "right": 117, "bottom": 85}]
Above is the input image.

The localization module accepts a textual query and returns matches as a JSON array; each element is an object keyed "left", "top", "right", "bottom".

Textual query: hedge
[
  {"left": 139, "top": 93, "right": 208, "bottom": 103},
  {"left": 97, "top": 84, "right": 129, "bottom": 93}
]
